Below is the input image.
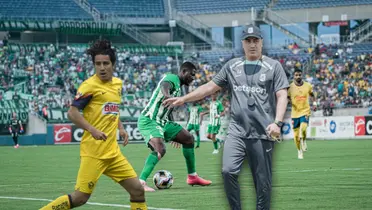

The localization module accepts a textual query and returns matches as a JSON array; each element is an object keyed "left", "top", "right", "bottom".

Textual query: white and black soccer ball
[{"left": 152, "top": 170, "right": 174, "bottom": 190}]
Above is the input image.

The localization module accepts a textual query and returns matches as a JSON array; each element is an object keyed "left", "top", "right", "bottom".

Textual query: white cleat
[
  {"left": 298, "top": 150, "right": 304, "bottom": 159},
  {"left": 139, "top": 180, "right": 155, "bottom": 192},
  {"left": 212, "top": 149, "right": 219, "bottom": 154}
]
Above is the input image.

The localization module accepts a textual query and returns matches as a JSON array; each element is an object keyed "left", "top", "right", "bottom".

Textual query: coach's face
[
  {"left": 242, "top": 37, "right": 263, "bottom": 61},
  {"left": 95, "top": 54, "right": 114, "bottom": 82}
]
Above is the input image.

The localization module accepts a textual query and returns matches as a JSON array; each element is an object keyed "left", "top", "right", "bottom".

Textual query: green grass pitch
[{"left": 0, "top": 139, "right": 371, "bottom": 210}]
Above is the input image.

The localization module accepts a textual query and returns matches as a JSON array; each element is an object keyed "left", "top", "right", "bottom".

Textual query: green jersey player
[
  {"left": 186, "top": 102, "right": 204, "bottom": 148},
  {"left": 201, "top": 92, "right": 225, "bottom": 154},
  {"left": 137, "top": 61, "right": 212, "bottom": 192}
]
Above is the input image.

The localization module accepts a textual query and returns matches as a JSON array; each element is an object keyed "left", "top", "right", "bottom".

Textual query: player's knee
[
  {"left": 183, "top": 132, "right": 194, "bottom": 145},
  {"left": 159, "top": 146, "right": 166, "bottom": 157},
  {"left": 70, "top": 191, "right": 90, "bottom": 207}
]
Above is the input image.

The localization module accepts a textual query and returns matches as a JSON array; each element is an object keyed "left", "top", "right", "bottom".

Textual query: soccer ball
[{"left": 152, "top": 170, "right": 174, "bottom": 190}]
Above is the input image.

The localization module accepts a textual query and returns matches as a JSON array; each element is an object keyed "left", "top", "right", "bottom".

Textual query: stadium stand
[
  {"left": 87, "top": 0, "right": 164, "bottom": 17},
  {"left": 0, "top": 40, "right": 371, "bottom": 123},
  {"left": 0, "top": 0, "right": 92, "bottom": 20},
  {"left": 273, "top": 0, "right": 372, "bottom": 10},
  {"left": 175, "top": 0, "right": 270, "bottom": 15}
]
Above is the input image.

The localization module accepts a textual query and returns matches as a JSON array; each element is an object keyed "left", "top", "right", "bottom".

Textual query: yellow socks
[
  {"left": 40, "top": 195, "right": 71, "bottom": 210},
  {"left": 130, "top": 201, "right": 148, "bottom": 210}
]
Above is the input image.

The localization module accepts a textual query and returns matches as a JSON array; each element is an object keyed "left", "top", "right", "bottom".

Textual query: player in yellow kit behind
[
  {"left": 40, "top": 40, "right": 147, "bottom": 210},
  {"left": 288, "top": 69, "right": 313, "bottom": 160}
]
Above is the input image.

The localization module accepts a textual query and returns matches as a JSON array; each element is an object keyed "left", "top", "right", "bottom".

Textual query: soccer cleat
[
  {"left": 139, "top": 180, "right": 155, "bottom": 192},
  {"left": 195, "top": 145, "right": 200, "bottom": 149},
  {"left": 298, "top": 150, "right": 303, "bottom": 159},
  {"left": 187, "top": 175, "right": 212, "bottom": 186},
  {"left": 14, "top": 144, "right": 19, "bottom": 149},
  {"left": 212, "top": 149, "right": 219, "bottom": 154}
]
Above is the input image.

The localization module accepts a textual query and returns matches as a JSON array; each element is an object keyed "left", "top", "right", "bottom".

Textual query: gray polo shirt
[{"left": 212, "top": 56, "right": 289, "bottom": 140}]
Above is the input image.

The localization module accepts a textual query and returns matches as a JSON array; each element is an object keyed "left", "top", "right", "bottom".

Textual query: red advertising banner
[{"left": 54, "top": 124, "right": 72, "bottom": 144}]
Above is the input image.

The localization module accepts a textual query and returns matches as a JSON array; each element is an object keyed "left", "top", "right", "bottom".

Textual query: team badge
[
  {"left": 259, "top": 74, "right": 266, "bottom": 82},
  {"left": 248, "top": 27, "right": 253, "bottom": 33}
]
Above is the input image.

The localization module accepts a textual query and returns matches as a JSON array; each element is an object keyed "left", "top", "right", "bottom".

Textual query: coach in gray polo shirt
[{"left": 164, "top": 24, "right": 289, "bottom": 210}]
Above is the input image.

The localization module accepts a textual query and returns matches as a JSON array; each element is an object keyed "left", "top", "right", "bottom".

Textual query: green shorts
[
  {"left": 137, "top": 115, "right": 183, "bottom": 144},
  {"left": 207, "top": 124, "right": 221, "bottom": 135},
  {"left": 187, "top": 123, "right": 200, "bottom": 132}
]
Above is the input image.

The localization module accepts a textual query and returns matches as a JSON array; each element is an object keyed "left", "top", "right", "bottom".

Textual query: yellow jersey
[
  {"left": 72, "top": 74, "right": 122, "bottom": 159},
  {"left": 288, "top": 81, "right": 313, "bottom": 118}
]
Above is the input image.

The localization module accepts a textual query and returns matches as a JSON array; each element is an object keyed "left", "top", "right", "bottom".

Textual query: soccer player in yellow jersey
[
  {"left": 288, "top": 69, "right": 314, "bottom": 160},
  {"left": 40, "top": 40, "right": 147, "bottom": 210}
]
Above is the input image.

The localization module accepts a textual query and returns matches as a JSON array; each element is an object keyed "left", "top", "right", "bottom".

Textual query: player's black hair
[
  {"left": 294, "top": 68, "right": 303, "bottom": 73},
  {"left": 180, "top": 61, "right": 197, "bottom": 72},
  {"left": 86, "top": 39, "right": 116, "bottom": 64}
]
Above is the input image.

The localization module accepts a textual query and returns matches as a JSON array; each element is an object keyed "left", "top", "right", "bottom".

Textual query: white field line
[{"left": 0, "top": 196, "right": 183, "bottom": 210}]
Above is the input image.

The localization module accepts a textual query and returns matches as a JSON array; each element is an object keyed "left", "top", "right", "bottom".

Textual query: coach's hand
[
  {"left": 120, "top": 129, "right": 129, "bottom": 147},
  {"left": 266, "top": 123, "right": 281, "bottom": 140},
  {"left": 90, "top": 128, "right": 107, "bottom": 141},
  {"left": 163, "top": 97, "right": 185, "bottom": 108}
]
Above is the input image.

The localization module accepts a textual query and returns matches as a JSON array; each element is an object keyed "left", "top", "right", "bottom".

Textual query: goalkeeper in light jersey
[
  {"left": 186, "top": 101, "right": 204, "bottom": 148},
  {"left": 200, "top": 92, "right": 225, "bottom": 154}
]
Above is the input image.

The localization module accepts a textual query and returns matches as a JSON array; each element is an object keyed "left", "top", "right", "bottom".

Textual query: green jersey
[
  {"left": 209, "top": 100, "right": 224, "bottom": 126},
  {"left": 187, "top": 105, "right": 203, "bottom": 125},
  {"left": 141, "top": 74, "right": 181, "bottom": 126}
]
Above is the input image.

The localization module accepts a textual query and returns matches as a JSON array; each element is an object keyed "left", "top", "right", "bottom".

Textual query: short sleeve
[
  {"left": 71, "top": 82, "right": 93, "bottom": 110},
  {"left": 212, "top": 63, "right": 229, "bottom": 88},
  {"left": 162, "top": 74, "right": 177, "bottom": 90},
  {"left": 273, "top": 62, "right": 290, "bottom": 92}
]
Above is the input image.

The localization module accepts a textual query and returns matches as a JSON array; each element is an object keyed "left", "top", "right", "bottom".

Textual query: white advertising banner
[{"left": 308, "top": 116, "right": 354, "bottom": 139}]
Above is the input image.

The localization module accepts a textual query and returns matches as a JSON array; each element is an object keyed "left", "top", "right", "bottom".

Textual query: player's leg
[
  {"left": 195, "top": 128, "right": 201, "bottom": 149},
  {"left": 245, "top": 139, "right": 275, "bottom": 210},
  {"left": 292, "top": 118, "right": 303, "bottom": 159},
  {"left": 40, "top": 157, "right": 105, "bottom": 209},
  {"left": 137, "top": 116, "right": 166, "bottom": 191},
  {"left": 138, "top": 138, "right": 165, "bottom": 192},
  {"left": 300, "top": 116, "right": 309, "bottom": 151},
  {"left": 221, "top": 135, "right": 246, "bottom": 210},
  {"left": 165, "top": 122, "right": 211, "bottom": 186},
  {"left": 12, "top": 132, "right": 19, "bottom": 148},
  {"left": 104, "top": 154, "right": 147, "bottom": 210}
]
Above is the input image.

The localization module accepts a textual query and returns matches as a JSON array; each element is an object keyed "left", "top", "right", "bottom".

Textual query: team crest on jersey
[
  {"left": 259, "top": 74, "right": 266, "bottom": 82},
  {"left": 102, "top": 102, "right": 119, "bottom": 115}
]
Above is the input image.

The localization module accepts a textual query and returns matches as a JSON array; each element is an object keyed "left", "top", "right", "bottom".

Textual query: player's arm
[
  {"left": 118, "top": 119, "right": 129, "bottom": 146},
  {"left": 18, "top": 120, "right": 24, "bottom": 133},
  {"left": 160, "top": 81, "right": 173, "bottom": 99},
  {"left": 68, "top": 83, "right": 107, "bottom": 140},
  {"left": 163, "top": 63, "right": 228, "bottom": 107},
  {"left": 8, "top": 121, "right": 12, "bottom": 133}
]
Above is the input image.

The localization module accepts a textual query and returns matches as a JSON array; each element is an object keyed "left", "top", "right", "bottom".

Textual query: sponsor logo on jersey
[
  {"left": 102, "top": 102, "right": 119, "bottom": 115},
  {"left": 294, "top": 95, "right": 307, "bottom": 101},
  {"left": 233, "top": 85, "right": 266, "bottom": 94}
]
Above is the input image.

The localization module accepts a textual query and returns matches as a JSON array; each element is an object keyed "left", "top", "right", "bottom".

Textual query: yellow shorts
[{"left": 75, "top": 153, "right": 137, "bottom": 194}]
